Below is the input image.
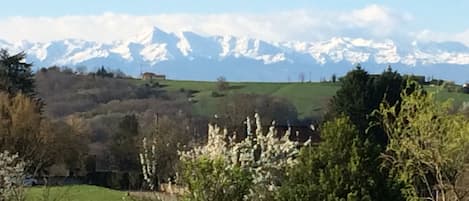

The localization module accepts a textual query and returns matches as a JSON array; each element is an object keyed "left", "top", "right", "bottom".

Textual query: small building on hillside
[{"left": 142, "top": 72, "right": 166, "bottom": 80}]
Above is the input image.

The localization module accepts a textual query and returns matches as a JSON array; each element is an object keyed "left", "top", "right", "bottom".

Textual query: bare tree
[{"left": 216, "top": 76, "right": 229, "bottom": 91}]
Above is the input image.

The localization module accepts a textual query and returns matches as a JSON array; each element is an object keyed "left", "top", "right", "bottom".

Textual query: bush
[
  {"left": 181, "top": 157, "right": 252, "bottom": 201},
  {"left": 210, "top": 91, "right": 224, "bottom": 97},
  {"left": 178, "top": 114, "right": 303, "bottom": 200}
]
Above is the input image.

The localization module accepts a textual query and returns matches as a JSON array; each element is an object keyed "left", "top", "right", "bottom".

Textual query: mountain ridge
[{"left": 1, "top": 26, "right": 469, "bottom": 82}]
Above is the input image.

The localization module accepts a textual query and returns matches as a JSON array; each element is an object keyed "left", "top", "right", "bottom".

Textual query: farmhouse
[{"left": 142, "top": 72, "right": 166, "bottom": 80}]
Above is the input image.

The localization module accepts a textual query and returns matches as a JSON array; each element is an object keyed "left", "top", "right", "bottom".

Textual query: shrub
[
  {"left": 210, "top": 91, "right": 224, "bottom": 97},
  {"left": 178, "top": 114, "right": 304, "bottom": 200},
  {"left": 181, "top": 157, "right": 252, "bottom": 201}
]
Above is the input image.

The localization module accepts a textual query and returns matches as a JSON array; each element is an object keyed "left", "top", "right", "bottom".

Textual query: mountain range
[{"left": 1, "top": 27, "right": 469, "bottom": 82}]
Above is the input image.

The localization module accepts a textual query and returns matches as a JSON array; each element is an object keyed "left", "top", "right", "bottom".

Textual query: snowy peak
[
  {"left": 1, "top": 26, "right": 469, "bottom": 82},
  {"left": 136, "top": 27, "right": 178, "bottom": 45}
]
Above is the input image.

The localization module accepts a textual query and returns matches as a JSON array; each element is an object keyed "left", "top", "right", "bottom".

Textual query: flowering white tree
[
  {"left": 139, "top": 137, "right": 158, "bottom": 191},
  {"left": 0, "top": 151, "right": 26, "bottom": 201},
  {"left": 179, "top": 113, "right": 309, "bottom": 199}
]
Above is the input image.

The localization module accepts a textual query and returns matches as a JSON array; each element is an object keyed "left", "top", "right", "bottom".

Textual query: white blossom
[
  {"left": 139, "top": 137, "right": 158, "bottom": 191},
  {"left": 0, "top": 150, "right": 26, "bottom": 201},
  {"left": 179, "top": 113, "right": 311, "bottom": 199}
]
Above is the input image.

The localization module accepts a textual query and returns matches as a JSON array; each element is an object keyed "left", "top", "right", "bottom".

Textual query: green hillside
[{"left": 135, "top": 79, "right": 469, "bottom": 118}]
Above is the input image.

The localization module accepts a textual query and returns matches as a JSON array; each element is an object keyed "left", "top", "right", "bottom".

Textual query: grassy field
[
  {"left": 26, "top": 185, "right": 130, "bottom": 201},
  {"left": 26, "top": 185, "right": 177, "bottom": 201},
  {"left": 141, "top": 79, "right": 340, "bottom": 118},
  {"left": 133, "top": 79, "right": 469, "bottom": 118}
]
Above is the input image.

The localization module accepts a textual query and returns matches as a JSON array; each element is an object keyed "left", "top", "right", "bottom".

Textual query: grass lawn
[
  {"left": 25, "top": 185, "right": 178, "bottom": 201},
  {"left": 132, "top": 79, "right": 469, "bottom": 118},
  {"left": 26, "top": 185, "right": 130, "bottom": 201}
]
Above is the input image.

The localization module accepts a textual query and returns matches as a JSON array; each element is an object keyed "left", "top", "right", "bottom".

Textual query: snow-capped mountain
[{"left": 1, "top": 27, "right": 469, "bottom": 82}]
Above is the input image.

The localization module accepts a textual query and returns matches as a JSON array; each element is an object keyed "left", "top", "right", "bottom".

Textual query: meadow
[{"left": 139, "top": 79, "right": 469, "bottom": 118}]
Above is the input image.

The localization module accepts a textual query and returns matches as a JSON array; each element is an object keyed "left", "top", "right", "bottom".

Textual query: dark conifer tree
[{"left": 0, "top": 49, "right": 36, "bottom": 97}]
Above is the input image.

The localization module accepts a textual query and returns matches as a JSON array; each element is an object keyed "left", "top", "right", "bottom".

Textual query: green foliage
[
  {"left": 278, "top": 117, "right": 405, "bottom": 201},
  {"left": 210, "top": 90, "right": 224, "bottom": 97},
  {"left": 133, "top": 78, "right": 469, "bottom": 119},
  {"left": 0, "top": 49, "right": 35, "bottom": 97},
  {"left": 330, "top": 65, "right": 371, "bottom": 131},
  {"left": 330, "top": 65, "right": 404, "bottom": 137},
  {"left": 181, "top": 157, "right": 253, "bottom": 201},
  {"left": 294, "top": 65, "right": 411, "bottom": 200},
  {"left": 378, "top": 82, "right": 469, "bottom": 200}
]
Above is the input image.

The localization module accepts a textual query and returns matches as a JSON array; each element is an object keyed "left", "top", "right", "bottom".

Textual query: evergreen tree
[
  {"left": 330, "top": 64, "right": 370, "bottom": 132},
  {"left": 329, "top": 64, "right": 405, "bottom": 145},
  {"left": 0, "top": 49, "right": 35, "bottom": 97},
  {"left": 96, "top": 66, "right": 113, "bottom": 78}
]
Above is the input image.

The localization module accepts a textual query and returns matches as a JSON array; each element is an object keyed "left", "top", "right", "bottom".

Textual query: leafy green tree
[
  {"left": 278, "top": 116, "right": 405, "bottom": 201},
  {"left": 110, "top": 114, "right": 140, "bottom": 171},
  {"left": 378, "top": 82, "right": 469, "bottom": 201},
  {"left": 0, "top": 49, "right": 35, "bottom": 97},
  {"left": 285, "top": 65, "right": 410, "bottom": 201}
]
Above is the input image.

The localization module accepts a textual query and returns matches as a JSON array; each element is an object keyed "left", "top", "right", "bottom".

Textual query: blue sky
[{"left": 1, "top": 0, "right": 468, "bottom": 44}]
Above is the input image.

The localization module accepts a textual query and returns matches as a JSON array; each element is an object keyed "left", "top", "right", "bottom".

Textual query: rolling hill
[{"left": 136, "top": 79, "right": 469, "bottom": 118}]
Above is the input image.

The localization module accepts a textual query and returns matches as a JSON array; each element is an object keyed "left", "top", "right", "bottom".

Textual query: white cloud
[
  {"left": 413, "top": 29, "right": 469, "bottom": 46},
  {"left": 454, "top": 30, "right": 469, "bottom": 46},
  {"left": 338, "top": 5, "right": 410, "bottom": 37},
  {"left": 1, "top": 5, "right": 458, "bottom": 45}
]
